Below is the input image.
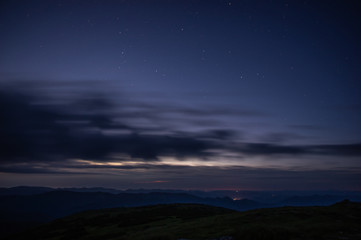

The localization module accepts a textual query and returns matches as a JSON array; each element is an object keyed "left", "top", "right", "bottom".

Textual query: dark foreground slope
[{"left": 6, "top": 200, "right": 361, "bottom": 240}]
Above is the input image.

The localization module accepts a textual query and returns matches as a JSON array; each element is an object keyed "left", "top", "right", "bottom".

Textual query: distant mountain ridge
[
  {"left": 1, "top": 186, "right": 360, "bottom": 237},
  {"left": 1, "top": 186, "right": 360, "bottom": 201},
  {"left": 0, "top": 190, "right": 259, "bottom": 223}
]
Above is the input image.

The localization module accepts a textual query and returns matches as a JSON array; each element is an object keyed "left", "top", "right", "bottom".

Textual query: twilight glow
[{"left": 0, "top": 0, "right": 360, "bottom": 191}]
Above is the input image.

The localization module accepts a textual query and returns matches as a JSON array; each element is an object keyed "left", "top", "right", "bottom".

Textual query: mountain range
[{"left": 0, "top": 186, "right": 360, "bottom": 238}]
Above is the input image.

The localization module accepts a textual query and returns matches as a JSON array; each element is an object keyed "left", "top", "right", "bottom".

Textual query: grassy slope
[{"left": 7, "top": 201, "right": 361, "bottom": 240}]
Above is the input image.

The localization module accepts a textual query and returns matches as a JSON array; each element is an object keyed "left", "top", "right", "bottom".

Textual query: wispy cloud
[{"left": 0, "top": 80, "right": 360, "bottom": 178}]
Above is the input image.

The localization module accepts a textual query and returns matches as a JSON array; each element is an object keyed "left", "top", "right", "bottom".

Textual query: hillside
[
  {"left": 0, "top": 191, "right": 258, "bottom": 224},
  {"left": 6, "top": 200, "right": 361, "bottom": 240}
]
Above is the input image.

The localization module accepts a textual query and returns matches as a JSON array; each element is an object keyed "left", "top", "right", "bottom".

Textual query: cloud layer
[
  {"left": 0, "top": 82, "right": 360, "bottom": 190},
  {"left": 1, "top": 85, "right": 361, "bottom": 167}
]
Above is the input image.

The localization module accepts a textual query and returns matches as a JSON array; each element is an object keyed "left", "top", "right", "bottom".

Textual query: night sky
[{"left": 0, "top": 0, "right": 360, "bottom": 190}]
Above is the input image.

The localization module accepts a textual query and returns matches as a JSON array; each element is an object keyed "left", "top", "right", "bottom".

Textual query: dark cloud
[
  {"left": 174, "top": 107, "right": 267, "bottom": 118},
  {"left": 234, "top": 143, "right": 306, "bottom": 155},
  {"left": 0, "top": 88, "right": 218, "bottom": 163},
  {"left": 0, "top": 165, "right": 76, "bottom": 174},
  {"left": 0, "top": 162, "right": 165, "bottom": 174},
  {"left": 308, "top": 143, "right": 361, "bottom": 157},
  {"left": 232, "top": 143, "right": 361, "bottom": 156},
  {"left": 1, "top": 85, "right": 360, "bottom": 171},
  {"left": 0, "top": 164, "right": 151, "bottom": 174},
  {"left": 259, "top": 132, "right": 309, "bottom": 143},
  {"left": 193, "top": 129, "right": 239, "bottom": 140}
]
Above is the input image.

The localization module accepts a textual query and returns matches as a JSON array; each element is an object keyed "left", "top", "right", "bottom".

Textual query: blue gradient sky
[{"left": 0, "top": 0, "right": 360, "bottom": 190}]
